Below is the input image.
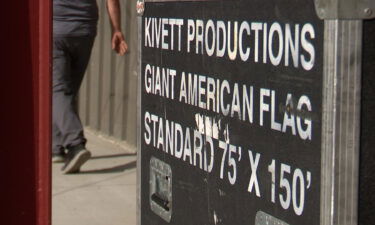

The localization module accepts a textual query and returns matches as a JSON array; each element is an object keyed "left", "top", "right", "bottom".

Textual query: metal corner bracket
[
  {"left": 315, "top": 0, "right": 375, "bottom": 19},
  {"left": 137, "top": 0, "right": 145, "bottom": 16}
]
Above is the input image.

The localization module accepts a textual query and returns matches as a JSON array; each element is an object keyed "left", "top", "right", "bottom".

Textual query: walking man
[{"left": 52, "top": 0, "right": 128, "bottom": 174}]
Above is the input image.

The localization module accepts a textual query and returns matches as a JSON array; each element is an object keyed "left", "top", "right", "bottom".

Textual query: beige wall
[{"left": 79, "top": 0, "right": 138, "bottom": 151}]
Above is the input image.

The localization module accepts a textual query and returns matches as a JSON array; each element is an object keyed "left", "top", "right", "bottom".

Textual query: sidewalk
[{"left": 52, "top": 129, "right": 137, "bottom": 225}]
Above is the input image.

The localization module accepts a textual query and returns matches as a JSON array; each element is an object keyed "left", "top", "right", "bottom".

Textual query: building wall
[{"left": 79, "top": 0, "right": 138, "bottom": 151}]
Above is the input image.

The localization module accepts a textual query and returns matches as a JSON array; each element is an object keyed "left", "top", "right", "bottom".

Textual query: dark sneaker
[
  {"left": 61, "top": 147, "right": 91, "bottom": 174},
  {"left": 52, "top": 153, "right": 66, "bottom": 163}
]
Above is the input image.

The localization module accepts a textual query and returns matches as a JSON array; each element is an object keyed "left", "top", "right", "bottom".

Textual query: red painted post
[
  {"left": 34, "top": 0, "right": 52, "bottom": 225},
  {"left": 0, "top": 0, "right": 51, "bottom": 224}
]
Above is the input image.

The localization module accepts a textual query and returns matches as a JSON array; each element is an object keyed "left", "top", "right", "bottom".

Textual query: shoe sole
[{"left": 62, "top": 150, "right": 91, "bottom": 174}]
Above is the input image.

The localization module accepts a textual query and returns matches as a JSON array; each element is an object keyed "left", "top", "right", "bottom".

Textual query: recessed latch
[
  {"left": 255, "top": 211, "right": 290, "bottom": 225},
  {"left": 150, "top": 157, "right": 172, "bottom": 222},
  {"left": 315, "top": 0, "right": 375, "bottom": 19}
]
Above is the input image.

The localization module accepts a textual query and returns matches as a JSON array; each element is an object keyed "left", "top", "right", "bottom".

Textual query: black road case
[{"left": 137, "top": 0, "right": 375, "bottom": 224}]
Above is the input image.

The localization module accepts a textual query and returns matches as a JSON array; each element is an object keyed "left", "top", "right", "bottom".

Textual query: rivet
[{"left": 364, "top": 8, "right": 372, "bottom": 17}]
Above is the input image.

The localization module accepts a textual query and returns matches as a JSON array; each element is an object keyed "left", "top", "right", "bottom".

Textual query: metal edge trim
[
  {"left": 137, "top": 16, "right": 143, "bottom": 225},
  {"left": 320, "top": 19, "right": 362, "bottom": 225}
]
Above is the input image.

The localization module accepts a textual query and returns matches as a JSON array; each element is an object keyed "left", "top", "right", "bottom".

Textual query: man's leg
[
  {"left": 52, "top": 37, "right": 72, "bottom": 163},
  {"left": 52, "top": 37, "right": 87, "bottom": 151},
  {"left": 55, "top": 36, "right": 95, "bottom": 173},
  {"left": 61, "top": 36, "right": 95, "bottom": 149}
]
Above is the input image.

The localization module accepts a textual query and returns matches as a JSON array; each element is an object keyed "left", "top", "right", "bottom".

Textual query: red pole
[{"left": 35, "top": 0, "right": 52, "bottom": 224}]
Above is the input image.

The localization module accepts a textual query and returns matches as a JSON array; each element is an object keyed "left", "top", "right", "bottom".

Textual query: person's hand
[{"left": 112, "top": 31, "right": 128, "bottom": 56}]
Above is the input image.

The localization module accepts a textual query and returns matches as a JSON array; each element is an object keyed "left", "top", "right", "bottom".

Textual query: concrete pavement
[{"left": 52, "top": 129, "right": 137, "bottom": 225}]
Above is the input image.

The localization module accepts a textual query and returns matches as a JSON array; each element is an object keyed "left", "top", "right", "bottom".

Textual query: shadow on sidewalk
[
  {"left": 90, "top": 153, "right": 136, "bottom": 160},
  {"left": 79, "top": 160, "right": 137, "bottom": 174}
]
